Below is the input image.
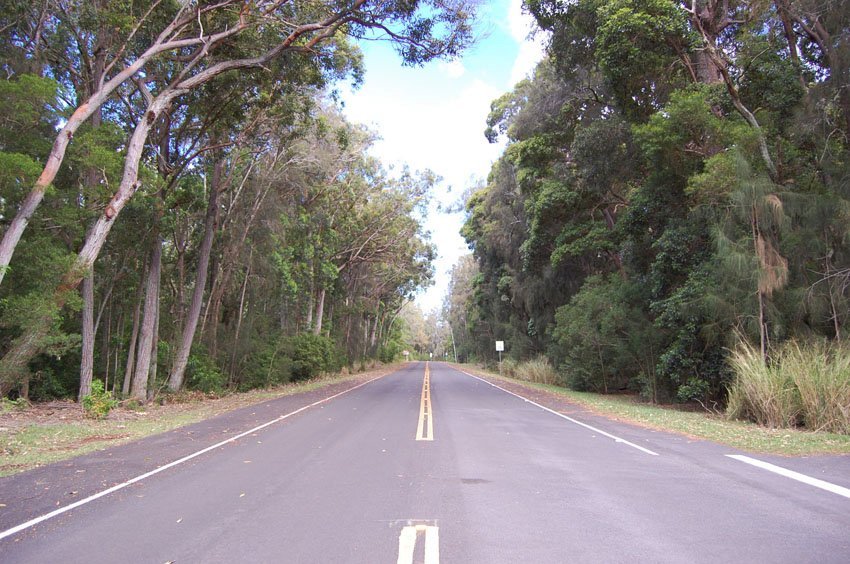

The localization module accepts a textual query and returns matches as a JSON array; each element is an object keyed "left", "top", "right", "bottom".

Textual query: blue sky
[{"left": 341, "top": 0, "right": 546, "bottom": 312}]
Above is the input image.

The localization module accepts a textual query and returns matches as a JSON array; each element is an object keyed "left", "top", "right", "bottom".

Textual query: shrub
[
  {"left": 284, "top": 333, "right": 342, "bottom": 381},
  {"left": 235, "top": 336, "right": 294, "bottom": 391},
  {"left": 81, "top": 380, "right": 118, "bottom": 420},
  {"left": 500, "top": 358, "right": 518, "bottom": 377},
  {"left": 186, "top": 351, "right": 226, "bottom": 394},
  {"left": 378, "top": 340, "right": 402, "bottom": 363},
  {"left": 1, "top": 397, "right": 29, "bottom": 412},
  {"left": 726, "top": 342, "right": 801, "bottom": 428}
]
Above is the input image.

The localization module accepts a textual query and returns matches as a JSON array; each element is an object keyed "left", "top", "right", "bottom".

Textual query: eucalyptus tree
[{"left": 0, "top": 0, "right": 477, "bottom": 396}]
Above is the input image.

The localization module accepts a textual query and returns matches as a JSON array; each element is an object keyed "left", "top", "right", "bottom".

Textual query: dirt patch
[{"left": 48, "top": 434, "right": 132, "bottom": 451}]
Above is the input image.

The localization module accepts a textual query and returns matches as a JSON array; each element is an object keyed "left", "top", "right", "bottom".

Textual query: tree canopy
[{"left": 454, "top": 0, "right": 850, "bottom": 404}]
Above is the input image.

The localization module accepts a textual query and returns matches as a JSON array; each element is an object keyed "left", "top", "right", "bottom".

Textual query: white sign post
[{"left": 495, "top": 341, "right": 504, "bottom": 374}]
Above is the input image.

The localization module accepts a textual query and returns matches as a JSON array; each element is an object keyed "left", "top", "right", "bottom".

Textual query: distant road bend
[{"left": 1, "top": 362, "right": 849, "bottom": 562}]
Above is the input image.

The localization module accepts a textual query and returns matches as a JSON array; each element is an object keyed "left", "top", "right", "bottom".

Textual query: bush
[
  {"left": 242, "top": 349, "right": 293, "bottom": 391},
  {"left": 378, "top": 340, "right": 402, "bottom": 363},
  {"left": 1, "top": 397, "right": 29, "bottom": 412},
  {"left": 500, "top": 358, "right": 518, "bottom": 377},
  {"left": 284, "top": 333, "right": 342, "bottom": 381},
  {"left": 81, "top": 380, "right": 118, "bottom": 420},
  {"left": 185, "top": 351, "right": 226, "bottom": 393},
  {"left": 553, "top": 275, "right": 661, "bottom": 395}
]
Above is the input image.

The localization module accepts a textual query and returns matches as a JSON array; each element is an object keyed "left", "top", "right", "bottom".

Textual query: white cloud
[
  {"left": 438, "top": 59, "right": 467, "bottom": 79},
  {"left": 507, "top": 0, "right": 547, "bottom": 85},
  {"left": 340, "top": 0, "right": 547, "bottom": 312},
  {"left": 344, "top": 76, "right": 504, "bottom": 313}
]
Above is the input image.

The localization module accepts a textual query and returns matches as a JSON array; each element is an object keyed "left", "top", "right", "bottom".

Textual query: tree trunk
[
  {"left": 0, "top": 91, "right": 181, "bottom": 393},
  {"left": 131, "top": 236, "right": 162, "bottom": 401},
  {"left": 147, "top": 288, "right": 160, "bottom": 401},
  {"left": 229, "top": 254, "right": 252, "bottom": 383},
  {"left": 122, "top": 277, "right": 144, "bottom": 396},
  {"left": 78, "top": 271, "right": 95, "bottom": 401},
  {"left": 313, "top": 288, "right": 326, "bottom": 335},
  {"left": 751, "top": 206, "right": 768, "bottom": 361},
  {"left": 692, "top": 50, "right": 723, "bottom": 85},
  {"left": 168, "top": 156, "right": 223, "bottom": 391},
  {"left": 369, "top": 312, "right": 380, "bottom": 354}
]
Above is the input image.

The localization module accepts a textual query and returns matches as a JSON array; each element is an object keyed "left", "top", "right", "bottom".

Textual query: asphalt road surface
[{"left": 2, "top": 362, "right": 849, "bottom": 563}]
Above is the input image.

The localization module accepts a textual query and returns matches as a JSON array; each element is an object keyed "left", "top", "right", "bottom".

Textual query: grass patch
[
  {"left": 0, "top": 368, "right": 391, "bottom": 477},
  {"left": 514, "top": 356, "right": 560, "bottom": 385},
  {"left": 462, "top": 365, "right": 850, "bottom": 456},
  {"left": 727, "top": 340, "right": 850, "bottom": 434}
]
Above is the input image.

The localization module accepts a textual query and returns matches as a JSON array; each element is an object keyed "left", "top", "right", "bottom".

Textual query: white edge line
[
  {"left": 396, "top": 526, "right": 417, "bottom": 564},
  {"left": 424, "top": 525, "right": 440, "bottom": 564},
  {"left": 458, "top": 369, "right": 659, "bottom": 456},
  {"left": 726, "top": 454, "right": 850, "bottom": 500},
  {"left": 0, "top": 374, "right": 387, "bottom": 542}
]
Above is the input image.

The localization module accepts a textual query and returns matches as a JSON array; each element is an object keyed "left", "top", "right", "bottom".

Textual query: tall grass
[
  {"left": 781, "top": 341, "right": 850, "bottom": 434},
  {"left": 514, "top": 357, "right": 560, "bottom": 386},
  {"left": 727, "top": 339, "right": 850, "bottom": 434},
  {"left": 727, "top": 343, "right": 800, "bottom": 429}
]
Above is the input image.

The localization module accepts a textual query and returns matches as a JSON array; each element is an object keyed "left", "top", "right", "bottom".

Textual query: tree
[{"left": 0, "top": 0, "right": 475, "bottom": 395}]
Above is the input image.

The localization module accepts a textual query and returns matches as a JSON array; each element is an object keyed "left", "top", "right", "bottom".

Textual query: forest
[
  {"left": 446, "top": 0, "right": 850, "bottom": 431},
  {"left": 0, "top": 0, "right": 474, "bottom": 403}
]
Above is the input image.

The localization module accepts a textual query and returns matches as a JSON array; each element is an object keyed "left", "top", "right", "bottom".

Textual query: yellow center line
[{"left": 416, "top": 362, "right": 434, "bottom": 441}]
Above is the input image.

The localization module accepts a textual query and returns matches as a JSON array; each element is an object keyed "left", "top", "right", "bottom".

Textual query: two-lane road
[{"left": 1, "top": 362, "right": 848, "bottom": 562}]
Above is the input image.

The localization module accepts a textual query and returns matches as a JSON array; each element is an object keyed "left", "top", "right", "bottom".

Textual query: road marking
[
  {"left": 727, "top": 454, "right": 850, "bottom": 499},
  {"left": 397, "top": 523, "right": 440, "bottom": 564},
  {"left": 416, "top": 362, "right": 434, "bottom": 441},
  {"left": 458, "top": 369, "right": 658, "bottom": 456},
  {"left": 0, "top": 373, "right": 388, "bottom": 542}
]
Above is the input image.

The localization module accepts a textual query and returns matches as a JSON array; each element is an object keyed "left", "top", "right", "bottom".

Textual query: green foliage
[
  {"left": 284, "top": 333, "right": 343, "bottom": 381},
  {"left": 378, "top": 339, "right": 402, "bottom": 363},
  {"left": 81, "top": 380, "right": 118, "bottom": 420},
  {"left": 237, "top": 336, "right": 295, "bottom": 391},
  {"left": 553, "top": 275, "right": 660, "bottom": 395},
  {"left": 1, "top": 397, "right": 29, "bottom": 412},
  {"left": 457, "top": 0, "right": 850, "bottom": 421},
  {"left": 186, "top": 351, "right": 227, "bottom": 394},
  {"left": 595, "top": 0, "right": 689, "bottom": 117}
]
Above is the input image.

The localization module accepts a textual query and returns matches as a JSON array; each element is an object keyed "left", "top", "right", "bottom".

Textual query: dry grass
[
  {"left": 726, "top": 343, "right": 801, "bottom": 429},
  {"left": 514, "top": 357, "right": 560, "bottom": 385},
  {"left": 726, "top": 340, "right": 850, "bottom": 434},
  {"left": 781, "top": 340, "right": 850, "bottom": 434}
]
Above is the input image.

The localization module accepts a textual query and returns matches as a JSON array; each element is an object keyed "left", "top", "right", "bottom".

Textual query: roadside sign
[{"left": 495, "top": 341, "right": 504, "bottom": 352}]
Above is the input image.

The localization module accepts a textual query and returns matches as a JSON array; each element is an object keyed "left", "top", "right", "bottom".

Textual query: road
[{"left": 1, "top": 362, "right": 849, "bottom": 562}]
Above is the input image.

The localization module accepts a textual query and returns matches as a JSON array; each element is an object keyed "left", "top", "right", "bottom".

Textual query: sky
[{"left": 340, "top": 0, "right": 546, "bottom": 313}]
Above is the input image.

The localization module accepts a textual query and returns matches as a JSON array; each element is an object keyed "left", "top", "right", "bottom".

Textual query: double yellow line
[{"left": 416, "top": 362, "right": 434, "bottom": 441}]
